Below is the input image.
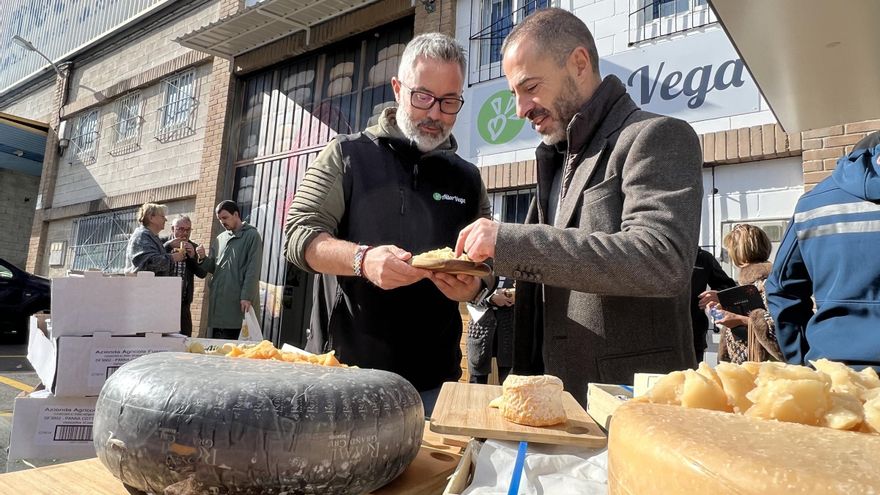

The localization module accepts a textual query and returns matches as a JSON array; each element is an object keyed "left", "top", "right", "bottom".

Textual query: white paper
[
  {"left": 461, "top": 439, "right": 608, "bottom": 495},
  {"left": 466, "top": 303, "right": 489, "bottom": 322}
]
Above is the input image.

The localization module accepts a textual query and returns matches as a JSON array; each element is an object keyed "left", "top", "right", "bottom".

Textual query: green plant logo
[
  {"left": 433, "top": 192, "right": 442, "bottom": 201},
  {"left": 477, "top": 90, "right": 525, "bottom": 144}
]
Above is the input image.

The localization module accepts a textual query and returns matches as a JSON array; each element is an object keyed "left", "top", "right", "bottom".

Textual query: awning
[
  {"left": 176, "top": 0, "right": 381, "bottom": 59},
  {"left": 709, "top": 0, "right": 880, "bottom": 132},
  {"left": 0, "top": 113, "right": 47, "bottom": 176}
]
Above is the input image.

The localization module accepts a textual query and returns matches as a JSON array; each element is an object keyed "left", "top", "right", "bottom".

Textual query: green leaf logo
[
  {"left": 433, "top": 192, "right": 442, "bottom": 201},
  {"left": 478, "top": 90, "right": 525, "bottom": 144}
]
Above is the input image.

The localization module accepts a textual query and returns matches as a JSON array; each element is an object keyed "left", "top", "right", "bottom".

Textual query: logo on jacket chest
[{"left": 433, "top": 192, "right": 466, "bottom": 205}]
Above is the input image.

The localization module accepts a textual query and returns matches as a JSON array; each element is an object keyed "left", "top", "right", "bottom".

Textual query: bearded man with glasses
[{"left": 284, "top": 33, "right": 491, "bottom": 415}]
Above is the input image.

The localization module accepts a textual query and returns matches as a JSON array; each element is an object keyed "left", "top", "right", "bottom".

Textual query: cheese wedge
[{"left": 609, "top": 402, "right": 880, "bottom": 494}]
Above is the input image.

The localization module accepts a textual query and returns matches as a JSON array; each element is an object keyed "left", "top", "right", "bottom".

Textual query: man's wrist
[
  {"left": 469, "top": 281, "right": 490, "bottom": 305},
  {"left": 352, "top": 244, "right": 373, "bottom": 278}
]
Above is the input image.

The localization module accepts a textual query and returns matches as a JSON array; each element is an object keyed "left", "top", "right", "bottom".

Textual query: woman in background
[
  {"left": 125, "top": 203, "right": 186, "bottom": 275},
  {"left": 707, "top": 224, "right": 783, "bottom": 363}
]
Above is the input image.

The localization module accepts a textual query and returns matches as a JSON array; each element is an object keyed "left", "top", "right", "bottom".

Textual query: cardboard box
[
  {"left": 8, "top": 391, "right": 98, "bottom": 461},
  {"left": 28, "top": 316, "right": 186, "bottom": 397},
  {"left": 633, "top": 373, "right": 665, "bottom": 397},
  {"left": 51, "top": 271, "right": 181, "bottom": 337},
  {"left": 586, "top": 383, "right": 633, "bottom": 431}
]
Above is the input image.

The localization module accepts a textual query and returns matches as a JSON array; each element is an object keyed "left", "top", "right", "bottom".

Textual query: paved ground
[{"left": 0, "top": 344, "right": 40, "bottom": 473}]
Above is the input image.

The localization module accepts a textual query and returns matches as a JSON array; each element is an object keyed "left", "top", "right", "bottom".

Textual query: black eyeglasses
[{"left": 399, "top": 81, "right": 464, "bottom": 115}]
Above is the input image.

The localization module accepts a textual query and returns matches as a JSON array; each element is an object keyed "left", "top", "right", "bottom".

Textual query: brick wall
[
  {"left": 0, "top": 170, "right": 40, "bottom": 268},
  {"left": 26, "top": 63, "right": 70, "bottom": 274},
  {"left": 53, "top": 61, "right": 213, "bottom": 208},
  {"left": 800, "top": 120, "right": 880, "bottom": 191},
  {"left": 189, "top": 0, "right": 245, "bottom": 337},
  {"left": 477, "top": 123, "right": 803, "bottom": 191},
  {"left": 66, "top": 1, "right": 220, "bottom": 103},
  {"left": 0, "top": 82, "right": 55, "bottom": 122},
  {"left": 413, "top": 0, "right": 456, "bottom": 37}
]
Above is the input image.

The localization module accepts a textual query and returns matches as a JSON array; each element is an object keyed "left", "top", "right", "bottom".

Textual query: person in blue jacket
[{"left": 766, "top": 132, "right": 880, "bottom": 370}]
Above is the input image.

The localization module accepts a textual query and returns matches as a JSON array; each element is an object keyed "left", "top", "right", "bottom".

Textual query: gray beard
[{"left": 397, "top": 106, "right": 450, "bottom": 152}]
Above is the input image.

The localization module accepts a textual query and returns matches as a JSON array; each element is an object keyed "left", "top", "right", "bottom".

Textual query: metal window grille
[
  {"left": 110, "top": 92, "right": 143, "bottom": 155},
  {"left": 156, "top": 69, "right": 198, "bottom": 142},
  {"left": 69, "top": 109, "right": 100, "bottom": 163},
  {"left": 468, "top": 0, "right": 552, "bottom": 85},
  {"left": 488, "top": 187, "right": 536, "bottom": 223},
  {"left": 628, "top": 0, "right": 715, "bottom": 44},
  {"left": 70, "top": 209, "right": 139, "bottom": 273}
]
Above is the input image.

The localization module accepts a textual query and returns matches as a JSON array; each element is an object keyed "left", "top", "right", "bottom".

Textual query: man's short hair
[
  {"left": 215, "top": 200, "right": 240, "bottom": 217},
  {"left": 501, "top": 8, "right": 600, "bottom": 74},
  {"left": 137, "top": 203, "right": 167, "bottom": 226},
  {"left": 397, "top": 33, "right": 467, "bottom": 83},
  {"left": 172, "top": 215, "right": 192, "bottom": 227}
]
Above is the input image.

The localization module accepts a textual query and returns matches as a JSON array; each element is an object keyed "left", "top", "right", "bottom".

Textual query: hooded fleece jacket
[{"left": 767, "top": 132, "right": 880, "bottom": 371}]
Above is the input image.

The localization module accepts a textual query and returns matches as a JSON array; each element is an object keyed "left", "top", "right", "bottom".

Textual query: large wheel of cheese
[{"left": 94, "top": 352, "right": 424, "bottom": 494}]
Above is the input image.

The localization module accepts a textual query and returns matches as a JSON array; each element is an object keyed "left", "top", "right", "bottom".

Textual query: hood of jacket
[
  {"left": 366, "top": 107, "right": 461, "bottom": 162},
  {"left": 224, "top": 222, "right": 257, "bottom": 239},
  {"left": 832, "top": 132, "right": 880, "bottom": 200}
]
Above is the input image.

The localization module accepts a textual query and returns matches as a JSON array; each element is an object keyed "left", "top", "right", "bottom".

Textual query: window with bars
[
  {"left": 70, "top": 109, "right": 100, "bottom": 163},
  {"left": 110, "top": 92, "right": 143, "bottom": 155},
  {"left": 70, "top": 209, "right": 139, "bottom": 273},
  {"left": 468, "top": 0, "right": 551, "bottom": 85},
  {"left": 629, "top": 0, "right": 715, "bottom": 44},
  {"left": 157, "top": 69, "right": 198, "bottom": 142},
  {"left": 488, "top": 187, "right": 535, "bottom": 223}
]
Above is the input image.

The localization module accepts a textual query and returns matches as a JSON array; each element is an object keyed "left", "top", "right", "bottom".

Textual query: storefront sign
[{"left": 467, "top": 29, "right": 761, "bottom": 158}]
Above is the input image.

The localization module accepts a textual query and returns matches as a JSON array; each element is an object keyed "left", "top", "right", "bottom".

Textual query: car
[{"left": 0, "top": 258, "right": 50, "bottom": 344}]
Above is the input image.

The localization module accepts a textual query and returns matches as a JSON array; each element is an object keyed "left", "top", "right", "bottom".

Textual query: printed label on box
[
  {"left": 89, "top": 347, "right": 166, "bottom": 386},
  {"left": 35, "top": 406, "right": 94, "bottom": 445}
]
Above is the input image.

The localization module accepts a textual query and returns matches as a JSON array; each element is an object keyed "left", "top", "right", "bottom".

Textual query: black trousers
[
  {"left": 180, "top": 303, "right": 192, "bottom": 337},
  {"left": 211, "top": 328, "right": 240, "bottom": 340}
]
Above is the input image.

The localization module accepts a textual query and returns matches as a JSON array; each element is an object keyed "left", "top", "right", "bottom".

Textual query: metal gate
[{"left": 231, "top": 18, "right": 413, "bottom": 345}]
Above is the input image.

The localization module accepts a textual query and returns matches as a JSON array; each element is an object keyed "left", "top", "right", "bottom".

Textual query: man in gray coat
[{"left": 456, "top": 8, "right": 703, "bottom": 404}]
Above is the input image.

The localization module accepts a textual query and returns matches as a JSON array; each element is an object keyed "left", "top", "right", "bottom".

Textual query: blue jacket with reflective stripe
[{"left": 766, "top": 135, "right": 880, "bottom": 370}]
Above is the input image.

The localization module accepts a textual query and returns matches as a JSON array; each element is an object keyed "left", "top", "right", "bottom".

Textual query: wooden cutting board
[
  {"left": 0, "top": 424, "right": 462, "bottom": 495},
  {"left": 410, "top": 258, "right": 492, "bottom": 276},
  {"left": 430, "top": 382, "right": 607, "bottom": 448}
]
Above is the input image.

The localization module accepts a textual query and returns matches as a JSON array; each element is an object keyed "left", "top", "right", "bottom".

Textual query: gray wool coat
[{"left": 494, "top": 76, "right": 703, "bottom": 405}]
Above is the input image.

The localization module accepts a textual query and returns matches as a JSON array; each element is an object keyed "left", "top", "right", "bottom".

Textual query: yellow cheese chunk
[
  {"left": 823, "top": 392, "right": 864, "bottom": 430},
  {"left": 680, "top": 369, "right": 731, "bottom": 412},
  {"left": 813, "top": 358, "right": 880, "bottom": 400},
  {"left": 608, "top": 402, "right": 880, "bottom": 494},
  {"left": 745, "top": 377, "right": 830, "bottom": 426},
  {"left": 714, "top": 362, "right": 755, "bottom": 413}
]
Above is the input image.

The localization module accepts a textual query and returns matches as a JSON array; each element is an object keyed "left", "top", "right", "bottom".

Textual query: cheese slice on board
[{"left": 608, "top": 402, "right": 880, "bottom": 494}]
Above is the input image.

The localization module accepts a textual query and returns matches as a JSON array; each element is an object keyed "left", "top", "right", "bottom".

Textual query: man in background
[
  {"left": 692, "top": 247, "right": 736, "bottom": 362},
  {"left": 164, "top": 215, "right": 207, "bottom": 336},
  {"left": 196, "top": 201, "right": 263, "bottom": 339}
]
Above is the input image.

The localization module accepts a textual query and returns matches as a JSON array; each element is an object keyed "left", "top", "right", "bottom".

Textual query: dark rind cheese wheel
[{"left": 94, "top": 352, "right": 424, "bottom": 494}]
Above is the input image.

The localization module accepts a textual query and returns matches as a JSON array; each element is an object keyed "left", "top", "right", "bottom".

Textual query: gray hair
[
  {"left": 502, "top": 8, "right": 600, "bottom": 75},
  {"left": 172, "top": 215, "right": 192, "bottom": 226},
  {"left": 397, "top": 33, "right": 467, "bottom": 83}
]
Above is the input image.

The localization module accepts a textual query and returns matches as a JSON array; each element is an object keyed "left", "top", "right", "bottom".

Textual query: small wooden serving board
[
  {"left": 429, "top": 382, "right": 607, "bottom": 448},
  {"left": 410, "top": 258, "right": 491, "bottom": 276}
]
